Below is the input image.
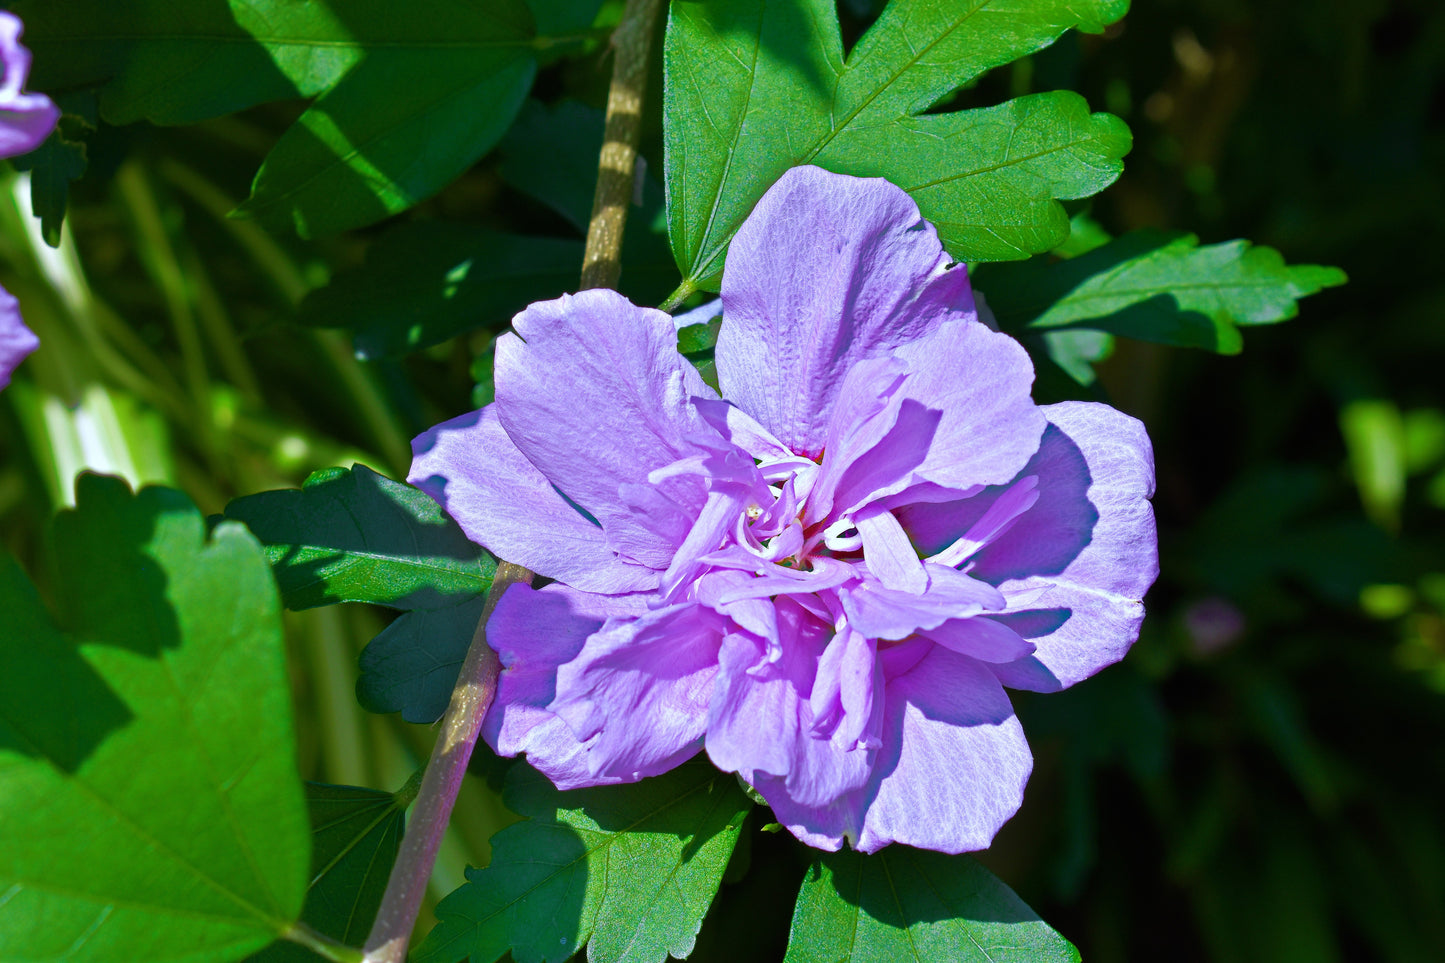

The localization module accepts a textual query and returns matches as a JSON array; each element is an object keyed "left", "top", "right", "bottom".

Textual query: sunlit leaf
[
  {"left": 979, "top": 230, "right": 1349, "bottom": 353},
  {"left": 1340, "top": 399, "right": 1406, "bottom": 532},
  {"left": 785, "top": 847, "right": 1079, "bottom": 963},
  {"left": 0, "top": 474, "right": 308, "bottom": 962},
  {"left": 414, "top": 759, "right": 751, "bottom": 963},
  {"left": 664, "top": 0, "right": 1131, "bottom": 293}
]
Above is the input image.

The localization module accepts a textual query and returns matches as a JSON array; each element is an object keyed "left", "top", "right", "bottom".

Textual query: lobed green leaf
[
  {"left": 785, "top": 847, "right": 1079, "bottom": 963},
  {"left": 414, "top": 759, "right": 751, "bottom": 963},
  {"left": 979, "top": 229, "right": 1349, "bottom": 354},
  {"left": 223, "top": 464, "right": 494, "bottom": 612},
  {"left": 224, "top": 465, "right": 495, "bottom": 723},
  {"left": 663, "top": 0, "right": 1131, "bottom": 293},
  {"left": 0, "top": 474, "right": 308, "bottom": 963}
]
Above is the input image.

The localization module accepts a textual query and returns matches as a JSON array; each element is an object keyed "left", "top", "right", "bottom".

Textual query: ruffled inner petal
[{"left": 716, "top": 166, "right": 976, "bottom": 458}]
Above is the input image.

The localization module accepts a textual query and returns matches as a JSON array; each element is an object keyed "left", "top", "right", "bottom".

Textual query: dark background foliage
[{"left": 1, "top": 1, "right": 1441, "bottom": 960}]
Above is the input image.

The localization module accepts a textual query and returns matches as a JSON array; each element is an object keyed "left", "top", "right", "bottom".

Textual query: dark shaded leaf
[
  {"left": 247, "top": 783, "right": 407, "bottom": 962},
  {"left": 298, "top": 226, "right": 581, "bottom": 359}
]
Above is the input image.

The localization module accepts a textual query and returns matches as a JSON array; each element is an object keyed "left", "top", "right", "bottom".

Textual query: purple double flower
[{"left": 412, "top": 166, "right": 1158, "bottom": 853}]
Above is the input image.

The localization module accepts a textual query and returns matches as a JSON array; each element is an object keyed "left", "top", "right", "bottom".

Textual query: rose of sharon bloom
[
  {"left": 411, "top": 166, "right": 1158, "bottom": 853},
  {"left": 0, "top": 11, "right": 58, "bottom": 388}
]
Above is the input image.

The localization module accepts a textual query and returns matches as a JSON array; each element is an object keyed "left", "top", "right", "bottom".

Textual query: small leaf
[
  {"left": 414, "top": 758, "right": 751, "bottom": 963},
  {"left": 247, "top": 784, "right": 407, "bottom": 962},
  {"left": 223, "top": 464, "right": 494, "bottom": 611},
  {"left": 355, "top": 598, "right": 487, "bottom": 724},
  {"left": 979, "top": 230, "right": 1348, "bottom": 354},
  {"left": 664, "top": 0, "right": 1131, "bottom": 291},
  {"left": 9, "top": 92, "right": 98, "bottom": 247},
  {"left": 0, "top": 474, "right": 308, "bottom": 962},
  {"left": 784, "top": 847, "right": 1080, "bottom": 963}
]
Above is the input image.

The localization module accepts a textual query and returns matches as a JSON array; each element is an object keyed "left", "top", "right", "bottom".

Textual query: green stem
[
  {"left": 659, "top": 278, "right": 698, "bottom": 313},
  {"left": 283, "top": 922, "right": 365, "bottom": 963}
]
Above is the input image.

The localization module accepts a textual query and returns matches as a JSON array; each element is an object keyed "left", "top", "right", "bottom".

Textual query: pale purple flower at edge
[
  {"left": 0, "top": 11, "right": 59, "bottom": 388},
  {"left": 410, "top": 166, "right": 1159, "bottom": 854}
]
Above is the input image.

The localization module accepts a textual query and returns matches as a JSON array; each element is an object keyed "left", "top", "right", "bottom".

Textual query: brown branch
[
  {"left": 579, "top": 0, "right": 665, "bottom": 291},
  {"left": 362, "top": 562, "right": 532, "bottom": 963}
]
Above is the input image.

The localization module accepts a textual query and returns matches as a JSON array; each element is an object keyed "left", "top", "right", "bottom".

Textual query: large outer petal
[
  {"left": 549, "top": 602, "right": 725, "bottom": 784},
  {"left": 482, "top": 583, "right": 650, "bottom": 789},
  {"left": 0, "top": 14, "right": 59, "bottom": 159},
  {"left": 494, "top": 289, "right": 719, "bottom": 567},
  {"left": 852, "top": 649, "right": 1031, "bottom": 853},
  {"left": 922, "top": 402, "right": 1158, "bottom": 692},
  {"left": 0, "top": 286, "right": 38, "bottom": 389},
  {"left": 755, "top": 648, "right": 1031, "bottom": 854},
  {"left": 410, "top": 406, "right": 657, "bottom": 594},
  {"left": 716, "top": 166, "right": 976, "bottom": 458}
]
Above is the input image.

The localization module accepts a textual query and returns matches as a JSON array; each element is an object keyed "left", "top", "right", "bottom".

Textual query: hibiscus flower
[{"left": 411, "top": 166, "right": 1157, "bottom": 853}]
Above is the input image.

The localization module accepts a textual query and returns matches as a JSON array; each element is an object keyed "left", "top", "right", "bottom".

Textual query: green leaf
[
  {"left": 223, "top": 464, "right": 494, "bottom": 611},
  {"left": 8, "top": 92, "right": 97, "bottom": 247},
  {"left": 499, "top": 99, "right": 608, "bottom": 233},
  {"left": 525, "top": 0, "right": 605, "bottom": 37},
  {"left": 18, "top": 0, "right": 556, "bottom": 236},
  {"left": 234, "top": 7, "right": 538, "bottom": 237},
  {"left": 414, "top": 758, "right": 751, "bottom": 963},
  {"left": 298, "top": 225, "right": 582, "bottom": 359},
  {"left": 785, "top": 848, "right": 1079, "bottom": 963},
  {"left": 495, "top": 97, "right": 679, "bottom": 302},
  {"left": 664, "top": 0, "right": 1131, "bottom": 292},
  {"left": 223, "top": 465, "right": 494, "bottom": 723},
  {"left": 299, "top": 99, "right": 680, "bottom": 357},
  {"left": 979, "top": 230, "right": 1348, "bottom": 353},
  {"left": 1340, "top": 399, "right": 1407, "bottom": 532},
  {"left": 247, "top": 783, "right": 407, "bottom": 963},
  {"left": 355, "top": 597, "right": 486, "bottom": 724},
  {"left": 0, "top": 474, "right": 308, "bottom": 962},
  {"left": 14, "top": 0, "right": 350, "bottom": 124}
]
